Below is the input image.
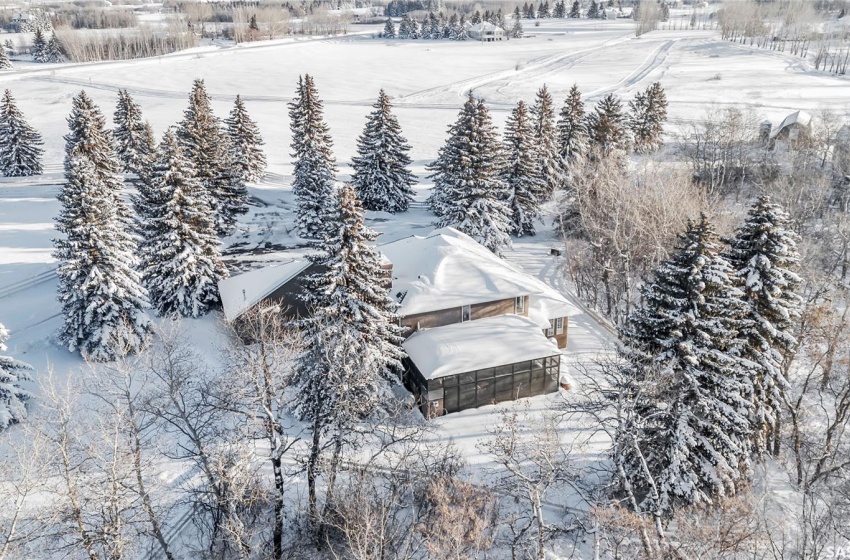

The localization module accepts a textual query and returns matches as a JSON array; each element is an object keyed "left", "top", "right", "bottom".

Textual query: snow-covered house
[
  {"left": 217, "top": 228, "right": 578, "bottom": 417},
  {"left": 380, "top": 228, "right": 578, "bottom": 416},
  {"left": 466, "top": 21, "right": 505, "bottom": 42},
  {"left": 769, "top": 110, "right": 812, "bottom": 148}
]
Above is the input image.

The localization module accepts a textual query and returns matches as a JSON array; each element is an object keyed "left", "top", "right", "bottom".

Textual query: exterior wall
[
  {"left": 400, "top": 296, "right": 527, "bottom": 337},
  {"left": 544, "top": 316, "right": 569, "bottom": 349},
  {"left": 405, "top": 354, "right": 561, "bottom": 418}
]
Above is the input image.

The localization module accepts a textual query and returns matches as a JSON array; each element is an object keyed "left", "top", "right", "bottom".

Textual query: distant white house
[{"left": 467, "top": 22, "right": 505, "bottom": 42}]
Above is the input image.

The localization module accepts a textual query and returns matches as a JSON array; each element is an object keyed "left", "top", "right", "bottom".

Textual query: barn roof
[{"left": 771, "top": 110, "right": 812, "bottom": 139}]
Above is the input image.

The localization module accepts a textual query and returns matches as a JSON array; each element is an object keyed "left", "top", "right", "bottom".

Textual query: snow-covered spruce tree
[
  {"left": 383, "top": 17, "right": 396, "bottom": 38},
  {"left": 398, "top": 15, "right": 411, "bottom": 38},
  {"left": 586, "top": 93, "right": 630, "bottom": 157},
  {"left": 427, "top": 94, "right": 512, "bottom": 255},
  {"left": 46, "top": 34, "right": 63, "bottom": 62},
  {"left": 31, "top": 28, "right": 47, "bottom": 62},
  {"left": 114, "top": 89, "right": 155, "bottom": 175},
  {"left": 225, "top": 94, "right": 266, "bottom": 184},
  {"left": 288, "top": 74, "right": 337, "bottom": 238},
  {"left": 531, "top": 84, "right": 562, "bottom": 199},
  {"left": 569, "top": 0, "right": 581, "bottom": 17},
  {"left": 556, "top": 84, "right": 587, "bottom": 176},
  {"left": 141, "top": 130, "right": 227, "bottom": 318},
  {"left": 0, "top": 89, "right": 44, "bottom": 177},
  {"left": 725, "top": 196, "right": 801, "bottom": 457},
  {"left": 177, "top": 79, "right": 246, "bottom": 236},
  {"left": 503, "top": 100, "right": 544, "bottom": 236},
  {"left": 511, "top": 18, "right": 524, "bottom": 38},
  {"left": 292, "top": 183, "right": 405, "bottom": 525},
  {"left": 0, "top": 322, "right": 32, "bottom": 430},
  {"left": 0, "top": 46, "right": 12, "bottom": 70},
  {"left": 351, "top": 89, "right": 416, "bottom": 213},
  {"left": 617, "top": 214, "right": 752, "bottom": 516},
  {"left": 587, "top": 0, "right": 599, "bottom": 18},
  {"left": 54, "top": 91, "right": 151, "bottom": 361},
  {"left": 629, "top": 81, "right": 668, "bottom": 154}
]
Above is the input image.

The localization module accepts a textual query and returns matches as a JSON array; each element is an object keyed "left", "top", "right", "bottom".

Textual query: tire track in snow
[
  {"left": 583, "top": 37, "right": 678, "bottom": 101},
  {"left": 393, "top": 32, "right": 635, "bottom": 107}
]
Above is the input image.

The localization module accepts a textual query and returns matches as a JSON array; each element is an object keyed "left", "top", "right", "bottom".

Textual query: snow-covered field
[{"left": 1, "top": 17, "right": 849, "bottom": 549}]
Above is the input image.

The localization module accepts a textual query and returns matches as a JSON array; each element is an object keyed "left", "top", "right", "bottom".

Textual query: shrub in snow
[
  {"left": 617, "top": 215, "right": 753, "bottom": 515},
  {"left": 726, "top": 196, "right": 802, "bottom": 457},
  {"left": 0, "top": 89, "right": 43, "bottom": 177},
  {"left": 351, "top": 89, "right": 416, "bottom": 213},
  {"left": 55, "top": 92, "right": 151, "bottom": 361},
  {"left": 288, "top": 74, "right": 337, "bottom": 238},
  {"left": 225, "top": 94, "right": 267, "bottom": 184},
  {"left": 427, "top": 93, "right": 512, "bottom": 255},
  {"left": 140, "top": 130, "right": 228, "bottom": 318},
  {"left": 0, "top": 323, "right": 32, "bottom": 430}
]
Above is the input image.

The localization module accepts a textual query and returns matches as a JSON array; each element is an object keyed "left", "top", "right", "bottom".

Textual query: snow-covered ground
[{"left": 1, "top": 18, "right": 848, "bottom": 549}]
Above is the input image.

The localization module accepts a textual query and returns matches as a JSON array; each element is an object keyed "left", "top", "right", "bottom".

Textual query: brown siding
[
  {"left": 471, "top": 297, "right": 520, "bottom": 320},
  {"left": 544, "top": 316, "right": 569, "bottom": 349},
  {"left": 400, "top": 296, "right": 528, "bottom": 337}
]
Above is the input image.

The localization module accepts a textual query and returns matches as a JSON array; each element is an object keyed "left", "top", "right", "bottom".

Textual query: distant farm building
[
  {"left": 467, "top": 22, "right": 505, "bottom": 42},
  {"left": 767, "top": 110, "right": 812, "bottom": 149}
]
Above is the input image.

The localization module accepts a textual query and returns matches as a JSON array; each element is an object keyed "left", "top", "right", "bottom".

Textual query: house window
[
  {"left": 556, "top": 317, "right": 564, "bottom": 335},
  {"left": 461, "top": 305, "right": 471, "bottom": 322},
  {"left": 515, "top": 296, "right": 525, "bottom": 314},
  {"left": 547, "top": 319, "right": 555, "bottom": 337}
]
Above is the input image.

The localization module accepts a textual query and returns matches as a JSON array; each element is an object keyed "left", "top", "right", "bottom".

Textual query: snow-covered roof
[
  {"left": 770, "top": 110, "right": 812, "bottom": 139},
  {"left": 218, "top": 259, "right": 310, "bottom": 322},
  {"left": 403, "top": 315, "right": 561, "bottom": 380},
  {"left": 379, "top": 227, "right": 579, "bottom": 321},
  {"left": 467, "top": 21, "right": 504, "bottom": 32},
  {"left": 12, "top": 13, "right": 34, "bottom": 21}
]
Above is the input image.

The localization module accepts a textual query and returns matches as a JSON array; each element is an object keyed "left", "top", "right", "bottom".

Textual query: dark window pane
[
  {"left": 532, "top": 367, "right": 546, "bottom": 380},
  {"left": 514, "top": 371, "right": 530, "bottom": 392},
  {"left": 444, "top": 386, "right": 458, "bottom": 412},
  {"left": 513, "top": 361, "right": 531, "bottom": 374},
  {"left": 459, "top": 382, "right": 476, "bottom": 408},
  {"left": 477, "top": 379, "right": 494, "bottom": 403},
  {"left": 460, "top": 372, "right": 476, "bottom": 385},
  {"left": 477, "top": 368, "right": 495, "bottom": 380},
  {"left": 430, "top": 378, "right": 443, "bottom": 388},
  {"left": 547, "top": 366, "right": 558, "bottom": 378},
  {"left": 533, "top": 359, "right": 544, "bottom": 369},
  {"left": 443, "top": 375, "right": 457, "bottom": 387},
  {"left": 496, "top": 375, "right": 513, "bottom": 393},
  {"left": 496, "top": 365, "right": 512, "bottom": 377}
]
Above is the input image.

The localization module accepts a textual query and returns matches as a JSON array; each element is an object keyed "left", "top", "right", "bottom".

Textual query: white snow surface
[
  {"left": 217, "top": 258, "right": 309, "bottom": 321},
  {"left": 403, "top": 314, "right": 561, "bottom": 380},
  {"left": 380, "top": 227, "right": 580, "bottom": 322}
]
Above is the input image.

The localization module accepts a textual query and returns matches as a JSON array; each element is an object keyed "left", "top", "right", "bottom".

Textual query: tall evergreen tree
[
  {"left": 503, "top": 101, "right": 543, "bottom": 236},
  {"left": 511, "top": 18, "right": 524, "bottom": 38},
  {"left": 141, "top": 130, "right": 227, "bottom": 318},
  {"left": 177, "top": 79, "right": 246, "bottom": 236},
  {"left": 531, "top": 84, "right": 562, "bottom": 199},
  {"left": 114, "top": 89, "right": 155, "bottom": 175},
  {"left": 225, "top": 94, "right": 267, "bottom": 184},
  {"left": 586, "top": 93, "right": 630, "bottom": 157},
  {"left": 383, "top": 17, "right": 396, "bottom": 37},
  {"left": 587, "top": 0, "right": 599, "bottom": 18},
  {"left": 569, "top": 0, "right": 581, "bottom": 17},
  {"left": 292, "top": 184, "right": 406, "bottom": 525},
  {"left": 556, "top": 84, "right": 587, "bottom": 176},
  {"left": 726, "top": 197, "right": 801, "bottom": 457},
  {"left": 288, "top": 74, "right": 338, "bottom": 238},
  {"left": 0, "top": 323, "right": 32, "bottom": 430},
  {"left": 0, "top": 90, "right": 43, "bottom": 177},
  {"left": 0, "top": 46, "right": 12, "bottom": 70},
  {"left": 629, "top": 82, "right": 668, "bottom": 154},
  {"left": 398, "top": 15, "right": 412, "bottom": 38},
  {"left": 427, "top": 94, "right": 512, "bottom": 254},
  {"left": 45, "top": 34, "right": 62, "bottom": 62},
  {"left": 351, "top": 89, "right": 416, "bottom": 213},
  {"left": 618, "top": 215, "right": 752, "bottom": 515},
  {"left": 54, "top": 91, "right": 151, "bottom": 361},
  {"left": 31, "top": 28, "right": 47, "bottom": 62}
]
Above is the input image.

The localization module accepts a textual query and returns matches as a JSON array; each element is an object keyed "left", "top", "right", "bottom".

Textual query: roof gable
[{"left": 218, "top": 259, "right": 310, "bottom": 321}]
